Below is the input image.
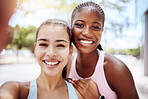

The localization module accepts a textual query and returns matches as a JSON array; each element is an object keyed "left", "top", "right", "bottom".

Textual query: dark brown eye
[
  {"left": 39, "top": 43, "right": 47, "bottom": 46},
  {"left": 75, "top": 23, "right": 84, "bottom": 28},
  {"left": 57, "top": 44, "right": 65, "bottom": 48},
  {"left": 92, "top": 26, "right": 101, "bottom": 30}
]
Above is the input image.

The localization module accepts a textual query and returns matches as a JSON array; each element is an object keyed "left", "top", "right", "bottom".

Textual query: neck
[
  {"left": 75, "top": 49, "right": 100, "bottom": 78},
  {"left": 76, "top": 49, "right": 99, "bottom": 68},
  {"left": 37, "top": 71, "right": 65, "bottom": 90}
]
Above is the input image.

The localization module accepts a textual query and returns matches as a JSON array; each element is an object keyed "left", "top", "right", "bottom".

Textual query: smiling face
[
  {"left": 72, "top": 8, "right": 103, "bottom": 53},
  {"left": 35, "top": 25, "right": 73, "bottom": 77}
]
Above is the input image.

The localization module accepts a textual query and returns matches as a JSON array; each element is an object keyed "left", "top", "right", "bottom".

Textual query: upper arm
[
  {"left": 113, "top": 64, "right": 138, "bottom": 99},
  {"left": 105, "top": 56, "right": 139, "bottom": 99},
  {"left": 0, "top": 82, "right": 19, "bottom": 99}
]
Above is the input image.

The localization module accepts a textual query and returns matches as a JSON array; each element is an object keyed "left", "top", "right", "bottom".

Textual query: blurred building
[{"left": 136, "top": 0, "right": 148, "bottom": 76}]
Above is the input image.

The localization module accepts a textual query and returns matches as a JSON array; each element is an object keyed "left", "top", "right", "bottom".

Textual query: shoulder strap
[
  {"left": 68, "top": 53, "right": 78, "bottom": 78},
  {"left": 27, "top": 79, "right": 37, "bottom": 99},
  {"left": 65, "top": 80, "right": 78, "bottom": 99},
  {"left": 97, "top": 51, "right": 105, "bottom": 68}
]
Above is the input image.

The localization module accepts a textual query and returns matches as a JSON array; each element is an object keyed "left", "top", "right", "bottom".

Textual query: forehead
[
  {"left": 73, "top": 8, "right": 103, "bottom": 22},
  {"left": 37, "top": 25, "right": 70, "bottom": 41}
]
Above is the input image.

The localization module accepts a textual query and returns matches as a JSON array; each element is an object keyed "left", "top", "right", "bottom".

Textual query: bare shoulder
[
  {"left": 104, "top": 53, "right": 128, "bottom": 72},
  {"left": 104, "top": 53, "right": 139, "bottom": 98},
  {"left": 104, "top": 52, "right": 132, "bottom": 83},
  {"left": 0, "top": 81, "right": 30, "bottom": 99},
  {"left": 0, "top": 81, "right": 20, "bottom": 99}
]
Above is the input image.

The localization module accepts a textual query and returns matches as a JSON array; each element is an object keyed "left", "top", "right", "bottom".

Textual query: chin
[{"left": 77, "top": 48, "right": 91, "bottom": 54}]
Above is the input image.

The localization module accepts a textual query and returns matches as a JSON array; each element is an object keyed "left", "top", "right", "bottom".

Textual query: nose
[
  {"left": 82, "top": 26, "right": 91, "bottom": 37},
  {"left": 83, "top": 26, "right": 89, "bottom": 33},
  {"left": 46, "top": 46, "right": 56, "bottom": 57}
]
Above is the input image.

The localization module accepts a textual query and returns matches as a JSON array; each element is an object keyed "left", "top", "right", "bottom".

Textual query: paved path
[{"left": 0, "top": 63, "right": 40, "bottom": 85}]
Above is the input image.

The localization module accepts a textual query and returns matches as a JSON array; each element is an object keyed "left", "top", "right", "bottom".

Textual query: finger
[
  {"left": 76, "top": 79, "right": 94, "bottom": 89},
  {"left": 66, "top": 78, "right": 77, "bottom": 83},
  {"left": 75, "top": 79, "right": 90, "bottom": 85},
  {"left": 66, "top": 78, "right": 73, "bottom": 83},
  {"left": 72, "top": 79, "right": 93, "bottom": 91},
  {"left": 87, "top": 80, "right": 98, "bottom": 88},
  {"left": 66, "top": 79, "right": 85, "bottom": 95},
  {"left": 74, "top": 79, "right": 100, "bottom": 99},
  {"left": 73, "top": 79, "right": 91, "bottom": 96},
  {"left": 72, "top": 80, "right": 83, "bottom": 89},
  {"left": 73, "top": 79, "right": 88, "bottom": 91}
]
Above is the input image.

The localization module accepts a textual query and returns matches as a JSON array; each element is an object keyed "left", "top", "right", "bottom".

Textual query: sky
[{"left": 8, "top": 0, "right": 142, "bottom": 49}]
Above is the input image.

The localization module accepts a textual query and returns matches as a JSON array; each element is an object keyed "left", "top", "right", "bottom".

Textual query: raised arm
[{"left": 0, "top": 82, "right": 19, "bottom": 99}]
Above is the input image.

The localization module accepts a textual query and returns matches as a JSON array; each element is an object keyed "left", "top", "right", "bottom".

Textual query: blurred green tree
[
  {"left": 8, "top": 0, "right": 135, "bottom": 52},
  {"left": 11, "top": 25, "right": 37, "bottom": 53}
]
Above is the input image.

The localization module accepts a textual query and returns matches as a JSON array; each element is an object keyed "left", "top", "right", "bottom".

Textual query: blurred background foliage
[
  {"left": 105, "top": 47, "right": 140, "bottom": 57},
  {"left": 4, "top": 0, "right": 140, "bottom": 57},
  {"left": 7, "top": 25, "right": 37, "bottom": 53}
]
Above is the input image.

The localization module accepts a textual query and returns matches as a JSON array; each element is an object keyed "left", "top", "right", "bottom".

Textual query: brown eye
[
  {"left": 57, "top": 44, "right": 65, "bottom": 48},
  {"left": 75, "top": 23, "right": 84, "bottom": 28},
  {"left": 39, "top": 43, "right": 47, "bottom": 46},
  {"left": 92, "top": 26, "right": 101, "bottom": 30}
]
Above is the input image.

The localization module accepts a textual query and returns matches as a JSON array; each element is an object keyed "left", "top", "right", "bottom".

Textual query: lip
[{"left": 43, "top": 59, "right": 61, "bottom": 68}]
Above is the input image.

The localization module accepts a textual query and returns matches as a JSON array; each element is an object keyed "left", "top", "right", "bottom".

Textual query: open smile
[
  {"left": 80, "top": 40, "right": 93, "bottom": 44},
  {"left": 78, "top": 39, "right": 94, "bottom": 46},
  {"left": 43, "top": 60, "right": 61, "bottom": 68}
]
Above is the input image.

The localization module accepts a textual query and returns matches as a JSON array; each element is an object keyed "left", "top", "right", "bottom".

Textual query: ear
[{"left": 69, "top": 45, "right": 73, "bottom": 57}]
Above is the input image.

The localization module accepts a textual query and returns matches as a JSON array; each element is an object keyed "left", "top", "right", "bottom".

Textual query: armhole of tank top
[
  {"left": 100, "top": 52, "right": 117, "bottom": 94},
  {"left": 68, "top": 53, "right": 77, "bottom": 77},
  {"left": 27, "top": 79, "right": 37, "bottom": 99},
  {"left": 92, "top": 50, "right": 105, "bottom": 75},
  {"left": 27, "top": 81, "right": 32, "bottom": 99},
  {"left": 65, "top": 80, "right": 78, "bottom": 99}
]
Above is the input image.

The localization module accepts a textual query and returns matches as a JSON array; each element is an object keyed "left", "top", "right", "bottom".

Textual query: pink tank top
[{"left": 68, "top": 51, "right": 118, "bottom": 99}]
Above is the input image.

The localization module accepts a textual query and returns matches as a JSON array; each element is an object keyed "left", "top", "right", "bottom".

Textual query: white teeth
[
  {"left": 45, "top": 61, "right": 59, "bottom": 65},
  {"left": 80, "top": 40, "right": 93, "bottom": 44}
]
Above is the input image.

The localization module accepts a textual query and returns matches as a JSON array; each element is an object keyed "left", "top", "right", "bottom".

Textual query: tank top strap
[
  {"left": 68, "top": 53, "right": 81, "bottom": 79},
  {"left": 91, "top": 50, "right": 105, "bottom": 78},
  {"left": 72, "top": 53, "right": 77, "bottom": 69},
  {"left": 96, "top": 50, "right": 105, "bottom": 68},
  {"left": 65, "top": 80, "right": 78, "bottom": 99},
  {"left": 27, "top": 79, "right": 37, "bottom": 99}
]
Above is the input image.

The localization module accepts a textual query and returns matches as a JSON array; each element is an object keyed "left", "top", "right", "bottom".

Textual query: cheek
[
  {"left": 59, "top": 49, "right": 70, "bottom": 61},
  {"left": 35, "top": 48, "right": 45, "bottom": 59},
  {"left": 72, "top": 28, "right": 82, "bottom": 36},
  {"left": 98, "top": 34, "right": 102, "bottom": 39},
  {"left": 96, "top": 32, "right": 102, "bottom": 43},
  {"left": 96, "top": 31, "right": 102, "bottom": 38}
]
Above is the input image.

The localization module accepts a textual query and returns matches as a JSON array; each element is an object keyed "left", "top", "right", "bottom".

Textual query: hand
[{"left": 67, "top": 78, "right": 100, "bottom": 99}]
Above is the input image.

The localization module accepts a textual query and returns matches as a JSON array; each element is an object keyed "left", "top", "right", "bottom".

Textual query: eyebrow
[
  {"left": 56, "top": 40, "right": 68, "bottom": 43},
  {"left": 93, "top": 22, "right": 101, "bottom": 25},
  {"left": 75, "top": 20, "right": 101, "bottom": 25},
  {"left": 75, "top": 20, "right": 84, "bottom": 23},
  {"left": 38, "top": 38, "right": 49, "bottom": 41},
  {"left": 37, "top": 39, "right": 67, "bottom": 43}
]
